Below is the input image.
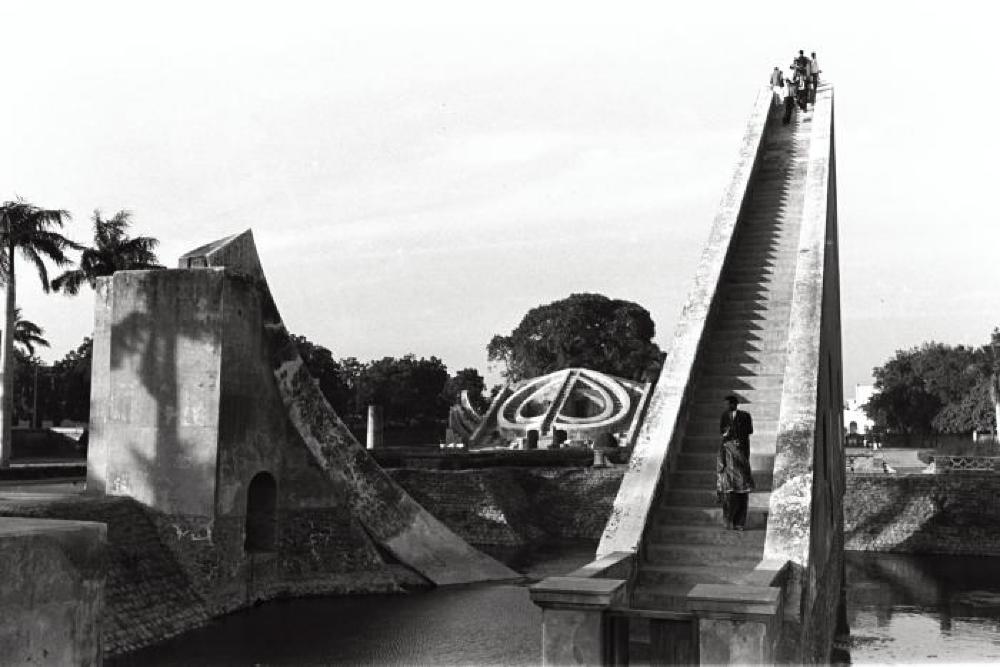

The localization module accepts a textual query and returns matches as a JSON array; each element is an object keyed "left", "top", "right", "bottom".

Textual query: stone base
[{"left": 0, "top": 518, "right": 106, "bottom": 666}]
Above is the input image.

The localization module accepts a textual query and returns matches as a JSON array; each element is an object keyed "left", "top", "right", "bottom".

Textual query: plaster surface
[{"left": 0, "top": 518, "right": 106, "bottom": 666}]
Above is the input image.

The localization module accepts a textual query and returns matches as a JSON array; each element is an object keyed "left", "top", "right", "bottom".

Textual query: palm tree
[
  {"left": 13, "top": 307, "right": 49, "bottom": 356},
  {"left": 52, "top": 209, "right": 162, "bottom": 295},
  {"left": 0, "top": 199, "right": 77, "bottom": 466}
]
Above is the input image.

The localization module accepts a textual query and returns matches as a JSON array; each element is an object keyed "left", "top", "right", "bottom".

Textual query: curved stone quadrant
[{"left": 88, "top": 230, "right": 516, "bottom": 587}]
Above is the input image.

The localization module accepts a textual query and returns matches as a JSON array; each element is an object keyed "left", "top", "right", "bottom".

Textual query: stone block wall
[
  {"left": 0, "top": 494, "right": 402, "bottom": 659},
  {"left": 0, "top": 496, "right": 208, "bottom": 657},
  {"left": 845, "top": 473, "right": 1000, "bottom": 555},
  {"left": 388, "top": 467, "right": 626, "bottom": 546},
  {"left": 0, "top": 518, "right": 105, "bottom": 666}
]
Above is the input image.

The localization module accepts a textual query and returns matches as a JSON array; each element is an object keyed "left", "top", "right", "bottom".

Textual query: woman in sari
[{"left": 718, "top": 395, "right": 754, "bottom": 531}]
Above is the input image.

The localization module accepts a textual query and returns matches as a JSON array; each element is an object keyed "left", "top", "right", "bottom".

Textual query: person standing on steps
[
  {"left": 782, "top": 72, "right": 797, "bottom": 125},
  {"left": 809, "top": 51, "right": 821, "bottom": 103},
  {"left": 718, "top": 395, "right": 754, "bottom": 531},
  {"left": 769, "top": 66, "right": 784, "bottom": 104}
]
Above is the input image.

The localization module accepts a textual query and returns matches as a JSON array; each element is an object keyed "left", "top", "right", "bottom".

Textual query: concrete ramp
[{"left": 180, "top": 231, "right": 517, "bottom": 585}]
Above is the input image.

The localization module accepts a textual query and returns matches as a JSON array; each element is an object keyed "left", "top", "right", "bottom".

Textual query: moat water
[{"left": 115, "top": 546, "right": 1000, "bottom": 665}]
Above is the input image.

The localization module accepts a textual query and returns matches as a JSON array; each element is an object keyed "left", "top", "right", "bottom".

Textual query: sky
[{"left": 2, "top": 0, "right": 999, "bottom": 397}]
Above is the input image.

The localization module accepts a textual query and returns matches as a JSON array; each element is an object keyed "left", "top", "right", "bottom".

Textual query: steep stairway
[{"left": 631, "top": 109, "right": 812, "bottom": 613}]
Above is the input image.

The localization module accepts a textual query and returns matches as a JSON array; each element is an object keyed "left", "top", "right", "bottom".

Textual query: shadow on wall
[{"left": 108, "top": 274, "right": 219, "bottom": 512}]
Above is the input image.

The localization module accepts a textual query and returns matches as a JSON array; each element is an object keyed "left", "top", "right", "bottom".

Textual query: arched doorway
[{"left": 244, "top": 471, "right": 277, "bottom": 553}]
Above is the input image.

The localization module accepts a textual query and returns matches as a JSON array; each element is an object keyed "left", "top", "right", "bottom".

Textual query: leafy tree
[
  {"left": 865, "top": 342, "right": 984, "bottom": 438},
  {"left": 52, "top": 209, "right": 162, "bottom": 295},
  {"left": 0, "top": 199, "right": 78, "bottom": 465},
  {"left": 356, "top": 355, "right": 450, "bottom": 426},
  {"left": 12, "top": 307, "right": 49, "bottom": 357},
  {"left": 50, "top": 337, "right": 93, "bottom": 423},
  {"left": 932, "top": 380, "right": 995, "bottom": 434},
  {"left": 442, "top": 367, "right": 487, "bottom": 412},
  {"left": 488, "top": 293, "right": 662, "bottom": 382}
]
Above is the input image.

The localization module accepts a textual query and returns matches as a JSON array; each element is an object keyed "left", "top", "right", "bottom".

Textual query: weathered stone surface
[
  {"left": 598, "top": 86, "right": 774, "bottom": 557},
  {"left": 177, "top": 230, "right": 516, "bottom": 585},
  {"left": 846, "top": 473, "right": 1000, "bottom": 555},
  {"left": 0, "top": 518, "right": 105, "bottom": 667},
  {"left": 389, "top": 467, "right": 625, "bottom": 546}
]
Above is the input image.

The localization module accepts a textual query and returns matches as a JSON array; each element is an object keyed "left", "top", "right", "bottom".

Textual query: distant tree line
[
  {"left": 865, "top": 328, "right": 1000, "bottom": 440},
  {"left": 0, "top": 198, "right": 663, "bottom": 452}
]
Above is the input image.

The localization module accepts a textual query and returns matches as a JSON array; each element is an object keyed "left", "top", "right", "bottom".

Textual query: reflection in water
[
  {"left": 113, "top": 547, "right": 1000, "bottom": 665},
  {"left": 846, "top": 552, "right": 1000, "bottom": 664},
  {"left": 112, "top": 542, "right": 596, "bottom": 666}
]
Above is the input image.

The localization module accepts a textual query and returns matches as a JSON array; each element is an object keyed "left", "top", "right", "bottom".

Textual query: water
[
  {"left": 114, "top": 542, "right": 596, "bottom": 666},
  {"left": 116, "top": 546, "right": 1000, "bottom": 665},
  {"left": 846, "top": 551, "right": 1000, "bottom": 664}
]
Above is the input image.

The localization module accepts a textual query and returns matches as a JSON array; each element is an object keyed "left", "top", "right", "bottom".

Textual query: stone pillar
[
  {"left": 529, "top": 576, "right": 627, "bottom": 666},
  {"left": 366, "top": 405, "right": 383, "bottom": 450},
  {"left": 592, "top": 448, "right": 608, "bottom": 467},
  {"left": 687, "top": 584, "right": 782, "bottom": 665},
  {"left": 526, "top": 429, "right": 539, "bottom": 450}
]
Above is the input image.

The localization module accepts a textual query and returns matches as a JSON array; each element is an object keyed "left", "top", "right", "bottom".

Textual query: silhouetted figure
[
  {"left": 718, "top": 395, "right": 754, "bottom": 531},
  {"left": 810, "top": 51, "right": 821, "bottom": 102},
  {"left": 769, "top": 66, "right": 784, "bottom": 104},
  {"left": 783, "top": 73, "right": 797, "bottom": 124}
]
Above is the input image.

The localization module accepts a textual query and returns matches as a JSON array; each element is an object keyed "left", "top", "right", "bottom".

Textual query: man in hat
[{"left": 718, "top": 395, "right": 754, "bottom": 531}]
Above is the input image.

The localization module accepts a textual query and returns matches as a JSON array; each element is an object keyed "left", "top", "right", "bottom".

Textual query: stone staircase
[{"left": 631, "top": 110, "right": 812, "bottom": 616}]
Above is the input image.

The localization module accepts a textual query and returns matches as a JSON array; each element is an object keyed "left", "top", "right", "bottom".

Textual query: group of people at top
[{"left": 769, "top": 50, "right": 821, "bottom": 125}]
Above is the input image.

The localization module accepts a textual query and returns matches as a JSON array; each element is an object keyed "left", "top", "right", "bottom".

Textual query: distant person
[
  {"left": 809, "top": 52, "right": 821, "bottom": 102},
  {"left": 717, "top": 395, "right": 754, "bottom": 531},
  {"left": 796, "top": 75, "right": 809, "bottom": 112},
  {"left": 783, "top": 73, "right": 797, "bottom": 124},
  {"left": 769, "top": 66, "right": 784, "bottom": 103},
  {"left": 793, "top": 49, "right": 811, "bottom": 79}
]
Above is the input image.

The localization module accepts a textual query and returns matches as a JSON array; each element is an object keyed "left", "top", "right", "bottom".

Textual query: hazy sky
[{"left": 3, "top": 1, "right": 999, "bottom": 394}]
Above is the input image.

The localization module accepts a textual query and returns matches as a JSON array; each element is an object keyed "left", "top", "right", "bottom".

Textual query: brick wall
[
  {"left": 388, "top": 467, "right": 625, "bottom": 546},
  {"left": 845, "top": 473, "right": 1000, "bottom": 555}
]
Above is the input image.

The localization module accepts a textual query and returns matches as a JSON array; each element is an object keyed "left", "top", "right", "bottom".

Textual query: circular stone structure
[{"left": 449, "top": 368, "right": 653, "bottom": 449}]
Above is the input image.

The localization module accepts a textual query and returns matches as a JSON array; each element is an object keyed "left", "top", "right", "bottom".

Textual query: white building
[{"left": 844, "top": 384, "right": 875, "bottom": 436}]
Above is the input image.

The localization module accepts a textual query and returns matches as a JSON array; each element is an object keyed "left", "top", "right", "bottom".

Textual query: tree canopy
[
  {"left": 52, "top": 209, "right": 162, "bottom": 295},
  {"left": 865, "top": 337, "right": 997, "bottom": 437},
  {"left": 487, "top": 293, "right": 663, "bottom": 383}
]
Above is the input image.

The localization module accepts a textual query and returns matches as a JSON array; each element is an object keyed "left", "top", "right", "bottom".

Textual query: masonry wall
[
  {"left": 845, "top": 473, "right": 1000, "bottom": 555},
  {"left": 388, "top": 467, "right": 626, "bottom": 546},
  {"left": 0, "top": 518, "right": 105, "bottom": 666},
  {"left": 89, "top": 270, "right": 225, "bottom": 516}
]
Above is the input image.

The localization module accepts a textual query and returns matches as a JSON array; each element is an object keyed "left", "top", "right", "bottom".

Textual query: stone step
[
  {"left": 705, "top": 329, "right": 790, "bottom": 344},
  {"left": 663, "top": 489, "right": 771, "bottom": 509},
  {"left": 677, "top": 452, "right": 774, "bottom": 471},
  {"left": 701, "top": 349, "right": 788, "bottom": 365},
  {"left": 681, "top": 434, "right": 778, "bottom": 455},
  {"left": 645, "top": 523, "right": 767, "bottom": 547},
  {"left": 697, "top": 360, "right": 788, "bottom": 375},
  {"left": 654, "top": 506, "right": 769, "bottom": 529},
  {"left": 710, "top": 318, "right": 790, "bottom": 332},
  {"left": 689, "top": 389, "right": 783, "bottom": 406},
  {"left": 695, "top": 374, "right": 785, "bottom": 390},
  {"left": 637, "top": 564, "right": 751, "bottom": 587},
  {"left": 697, "top": 338, "right": 790, "bottom": 353},
  {"left": 631, "top": 585, "right": 701, "bottom": 612},
  {"left": 644, "top": 542, "right": 765, "bottom": 568},
  {"left": 670, "top": 470, "right": 773, "bottom": 490},
  {"left": 685, "top": 419, "right": 778, "bottom": 436},
  {"left": 722, "top": 268, "right": 796, "bottom": 282},
  {"left": 689, "top": 401, "right": 781, "bottom": 417}
]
